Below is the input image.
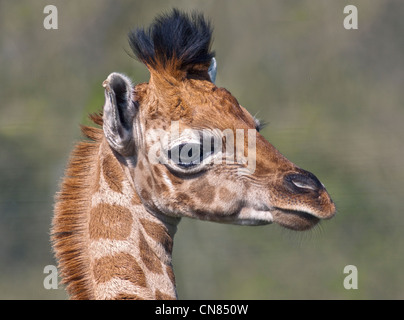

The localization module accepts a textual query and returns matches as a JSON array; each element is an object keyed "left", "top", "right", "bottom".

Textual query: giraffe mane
[
  {"left": 51, "top": 114, "right": 103, "bottom": 299},
  {"left": 128, "top": 8, "right": 214, "bottom": 80}
]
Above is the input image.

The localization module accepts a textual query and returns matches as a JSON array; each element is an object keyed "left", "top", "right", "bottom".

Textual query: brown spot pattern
[
  {"left": 140, "top": 218, "right": 173, "bottom": 254},
  {"left": 176, "top": 192, "right": 191, "bottom": 203},
  {"left": 192, "top": 179, "right": 214, "bottom": 203},
  {"left": 113, "top": 293, "right": 144, "bottom": 300},
  {"left": 92, "top": 252, "right": 146, "bottom": 287},
  {"left": 137, "top": 160, "right": 144, "bottom": 170},
  {"left": 166, "top": 265, "right": 176, "bottom": 285},
  {"left": 155, "top": 289, "right": 176, "bottom": 300},
  {"left": 218, "top": 187, "right": 235, "bottom": 202},
  {"left": 89, "top": 204, "right": 132, "bottom": 240},
  {"left": 138, "top": 231, "right": 163, "bottom": 274},
  {"left": 102, "top": 153, "right": 125, "bottom": 194},
  {"left": 155, "top": 181, "right": 169, "bottom": 193},
  {"left": 132, "top": 193, "right": 141, "bottom": 205},
  {"left": 165, "top": 170, "right": 183, "bottom": 186},
  {"left": 146, "top": 176, "right": 153, "bottom": 187},
  {"left": 152, "top": 165, "right": 161, "bottom": 177},
  {"left": 140, "top": 189, "right": 151, "bottom": 202}
]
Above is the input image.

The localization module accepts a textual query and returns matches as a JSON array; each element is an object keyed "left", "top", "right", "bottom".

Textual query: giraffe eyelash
[{"left": 253, "top": 117, "right": 268, "bottom": 132}]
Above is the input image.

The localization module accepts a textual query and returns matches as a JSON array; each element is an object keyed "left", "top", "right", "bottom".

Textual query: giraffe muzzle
[{"left": 266, "top": 169, "right": 336, "bottom": 230}]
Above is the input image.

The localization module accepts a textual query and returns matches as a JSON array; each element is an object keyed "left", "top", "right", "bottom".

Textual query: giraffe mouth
[{"left": 271, "top": 207, "right": 320, "bottom": 231}]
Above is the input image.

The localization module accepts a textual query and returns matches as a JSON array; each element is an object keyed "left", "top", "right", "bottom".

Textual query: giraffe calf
[{"left": 52, "top": 9, "right": 335, "bottom": 300}]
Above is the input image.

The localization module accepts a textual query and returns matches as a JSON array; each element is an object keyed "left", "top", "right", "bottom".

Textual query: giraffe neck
[{"left": 53, "top": 128, "right": 179, "bottom": 300}]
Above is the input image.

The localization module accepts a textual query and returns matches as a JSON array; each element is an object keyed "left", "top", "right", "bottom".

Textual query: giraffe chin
[
  {"left": 233, "top": 207, "right": 274, "bottom": 226},
  {"left": 271, "top": 208, "right": 320, "bottom": 231}
]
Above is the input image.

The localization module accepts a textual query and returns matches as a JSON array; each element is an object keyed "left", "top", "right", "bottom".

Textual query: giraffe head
[{"left": 102, "top": 9, "right": 335, "bottom": 231}]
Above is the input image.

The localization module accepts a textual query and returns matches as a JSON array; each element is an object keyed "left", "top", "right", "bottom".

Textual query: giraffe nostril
[
  {"left": 291, "top": 179, "right": 316, "bottom": 190},
  {"left": 284, "top": 171, "right": 323, "bottom": 193}
]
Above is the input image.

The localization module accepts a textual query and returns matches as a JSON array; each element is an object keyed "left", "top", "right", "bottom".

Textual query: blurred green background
[{"left": 1, "top": 0, "right": 403, "bottom": 299}]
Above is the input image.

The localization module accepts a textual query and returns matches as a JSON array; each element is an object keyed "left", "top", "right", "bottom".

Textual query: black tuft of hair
[{"left": 128, "top": 9, "right": 214, "bottom": 73}]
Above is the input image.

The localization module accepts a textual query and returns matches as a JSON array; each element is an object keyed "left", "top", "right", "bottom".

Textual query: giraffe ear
[
  {"left": 208, "top": 57, "right": 217, "bottom": 83},
  {"left": 102, "top": 72, "right": 137, "bottom": 156}
]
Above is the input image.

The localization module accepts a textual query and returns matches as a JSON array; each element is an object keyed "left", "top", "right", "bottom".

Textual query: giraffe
[{"left": 51, "top": 9, "right": 336, "bottom": 300}]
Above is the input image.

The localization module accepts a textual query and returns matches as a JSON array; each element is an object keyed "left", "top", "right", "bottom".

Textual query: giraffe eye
[{"left": 168, "top": 142, "right": 213, "bottom": 169}]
